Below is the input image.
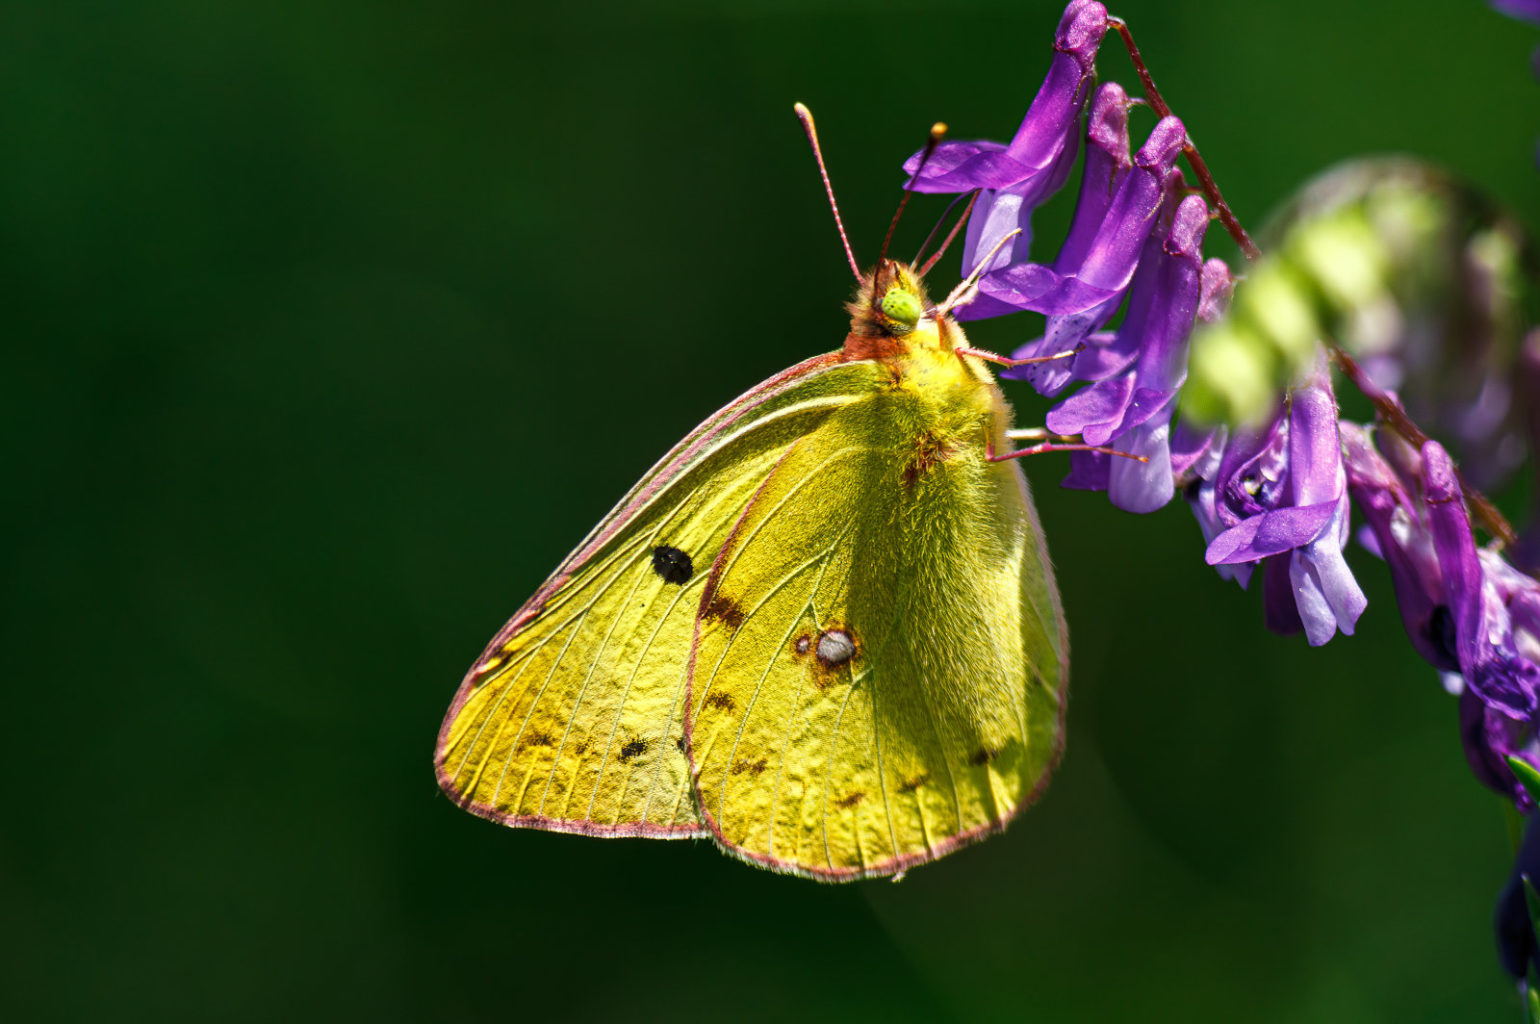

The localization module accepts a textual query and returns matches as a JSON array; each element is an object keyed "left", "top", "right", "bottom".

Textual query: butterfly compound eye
[{"left": 879, "top": 286, "right": 922, "bottom": 334}]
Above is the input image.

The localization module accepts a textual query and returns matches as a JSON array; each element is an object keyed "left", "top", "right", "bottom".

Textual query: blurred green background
[{"left": 6, "top": 0, "right": 1539, "bottom": 1020}]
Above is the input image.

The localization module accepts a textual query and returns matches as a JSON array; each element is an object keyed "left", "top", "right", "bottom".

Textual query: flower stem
[{"left": 1107, "top": 16, "right": 1262, "bottom": 263}]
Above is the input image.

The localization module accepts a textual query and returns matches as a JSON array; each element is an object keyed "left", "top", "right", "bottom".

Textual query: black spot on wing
[
  {"left": 651, "top": 545, "right": 694, "bottom": 585},
  {"left": 618, "top": 738, "right": 648, "bottom": 762}
]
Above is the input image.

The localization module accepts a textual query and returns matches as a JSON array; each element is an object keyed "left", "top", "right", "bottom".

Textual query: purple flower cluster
[
  {"left": 907, "top": 0, "right": 1540, "bottom": 779},
  {"left": 1493, "top": 0, "right": 1540, "bottom": 27},
  {"left": 1343, "top": 427, "right": 1540, "bottom": 806},
  {"left": 904, "top": 0, "right": 1371, "bottom": 644},
  {"left": 1492, "top": 0, "right": 1540, "bottom": 165},
  {"left": 903, "top": 0, "right": 1540, "bottom": 986},
  {"left": 1196, "top": 356, "right": 1367, "bottom": 646}
]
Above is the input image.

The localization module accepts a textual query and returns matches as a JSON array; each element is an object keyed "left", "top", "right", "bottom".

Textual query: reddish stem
[
  {"left": 1105, "top": 16, "right": 1515, "bottom": 545},
  {"left": 1108, "top": 17, "right": 1262, "bottom": 263},
  {"left": 919, "top": 192, "right": 980, "bottom": 277},
  {"left": 1331, "top": 346, "right": 1516, "bottom": 547}
]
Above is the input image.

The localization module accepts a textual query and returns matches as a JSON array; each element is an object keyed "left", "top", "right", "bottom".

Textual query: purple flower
[
  {"left": 1181, "top": 427, "right": 1253, "bottom": 587},
  {"left": 1041, "top": 194, "right": 1209, "bottom": 512},
  {"left": 1196, "top": 256, "right": 1236, "bottom": 323},
  {"left": 901, "top": 0, "right": 1105, "bottom": 310},
  {"left": 1058, "top": 235, "right": 1230, "bottom": 513},
  {"left": 1459, "top": 549, "right": 1540, "bottom": 806},
  {"left": 904, "top": 1, "right": 1106, "bottom": 195},
  {"left": 1203, "top": 358, "right": 1368, "bottom": 645},
  {"left": 1463, "top": 687, "right": 1540, "bottom": 809},
  {"left": 1493, "top": 0, "right": 1540, "bottom": 25},
  {"left": 1425, "top": 441, "right": 1540, "bottom": 720},
  {"left": 1495, "top": 813, "right": 1540, "bottom": 980},
  {"left": 979, "top": 116, "right": 1188, "bottom": 323},
  {"left": 958, "top": 81, "right": 1133, "bottom": 324},
  {"left": 1338, "top": 430, "right": 1540, "bottom": 804},
  {"left": 1340, "top": 424, "right": 1455, "bottom": 670},
  {"left": 1419, "top": 439, "right": 1540, "bottom": 807}
]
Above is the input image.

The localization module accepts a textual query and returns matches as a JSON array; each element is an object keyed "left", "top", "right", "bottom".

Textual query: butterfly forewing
[{"left": 435, "top": 356, "right": 890, "bottom": 836}]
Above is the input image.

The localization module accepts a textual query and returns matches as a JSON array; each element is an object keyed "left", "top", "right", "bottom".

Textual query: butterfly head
[{"left": 844, "top": 259, "right": 959, "bottom": 362}]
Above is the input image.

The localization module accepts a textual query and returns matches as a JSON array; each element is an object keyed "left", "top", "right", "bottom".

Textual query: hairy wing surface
[{"left": 686, "top": 400, "right": 1067, "bottom": 877}]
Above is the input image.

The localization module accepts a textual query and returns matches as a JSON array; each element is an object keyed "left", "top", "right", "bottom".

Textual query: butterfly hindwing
[
  {"left": 434, "top": 355, "right": 892, "bottom": 836},
  {"left": 685, "top": 365, "right": 1068, "bottom": 878}
]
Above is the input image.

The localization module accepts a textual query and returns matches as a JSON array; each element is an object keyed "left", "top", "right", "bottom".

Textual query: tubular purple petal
[
  {"left": 1075, "top": 118, "right": 1187, "bottom": 291},
  {"left": 1425, "top": 443, "right": 1486, "bottom": 659},
  {"left": 980, "top": 118, "right": 1186, "bottom": 322},
  {"left": 1215, "top": 415, "right": 1288, "bottom": 529},
  {"left": 1205, "top": 502, "right": 1338, "bottom": 564},
  {"left": 1341, "top": 424, "right": 1454, "bottom": 669},
  {"left": 1197, "top": 257, "right": 1237, "bottom": 322},
  {"left": 1282, "top": 365, "right": 1365, "bottom": 639},
  {"left": 1425, "top": 440, "right": 1540, "bottom": 719},
  {"left": 1461, "top": 688, "right": 1540, "bottom": 809},
  {"left": 1262, "top": 555, "right": 1306, "bottom": 635},
  {"left": 1051, "top": 82, "right": 1135, "bottom": 274},
  {"left": 1127, "top": 194, "right": 1208, "bottom": 392},
  {"left": 903, "top": 1, "right": 1105, "bottom": 194},
  {"left": 1286, "top": 372, "right": 1343, "bottom": 508},
  {"left": 1061, "top": 449, "right": 1110, "bottom": 491},
  {"left": 1046, "top": 375, "right": 1134, "bottom": 443},
  {"left": 961, "top": 189, "right": 1031, "bottom": 282},
  {"left": 1493, "top": 0, "right": 1540, "bottom": 26},
  {"left": 1108, "top": 402, "right": 1177, "bottom": 513},
  {"left": 1290, "top": 492, "right": 1367, "bottom": 644}
]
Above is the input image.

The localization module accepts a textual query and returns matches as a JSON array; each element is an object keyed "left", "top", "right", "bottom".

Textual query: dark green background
[{"left": 7, "top": 1, "right": 1539, "bottom": 1020}]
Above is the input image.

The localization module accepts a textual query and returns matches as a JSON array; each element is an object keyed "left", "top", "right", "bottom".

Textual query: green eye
[{"left": 880, "top": 286, "right": 923, "bottom": 332}]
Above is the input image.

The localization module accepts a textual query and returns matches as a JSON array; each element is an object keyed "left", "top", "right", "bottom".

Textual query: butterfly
[{"left": 434, "top": 109, "right": 1074, "bottom": 881}]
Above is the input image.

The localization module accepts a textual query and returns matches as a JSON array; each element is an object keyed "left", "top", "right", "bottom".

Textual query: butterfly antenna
[
  {"left": 918, "top": 191, "right": 979, "bottom": 278},
  {"left": 794, "top": 103, "right": 862, "bottom": 283},
  {"left": 878, "top": 121, "right": 947, "bottom": 269},
  {"left": 912, "top": 191, "right": 971, "bottom": 268}
]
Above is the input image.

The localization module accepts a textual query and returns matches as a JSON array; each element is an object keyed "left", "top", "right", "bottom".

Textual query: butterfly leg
[
  {"left": 955, "top": 343, "right": 1083, "bottom": 368},
  {"left": 986, "top": 430, "right": 1148, "bottom": 464}
]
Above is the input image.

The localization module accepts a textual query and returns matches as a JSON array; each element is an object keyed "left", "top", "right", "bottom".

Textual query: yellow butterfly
[{"left": 435, "top": 110, "right": 1071, "bottom": 881}]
